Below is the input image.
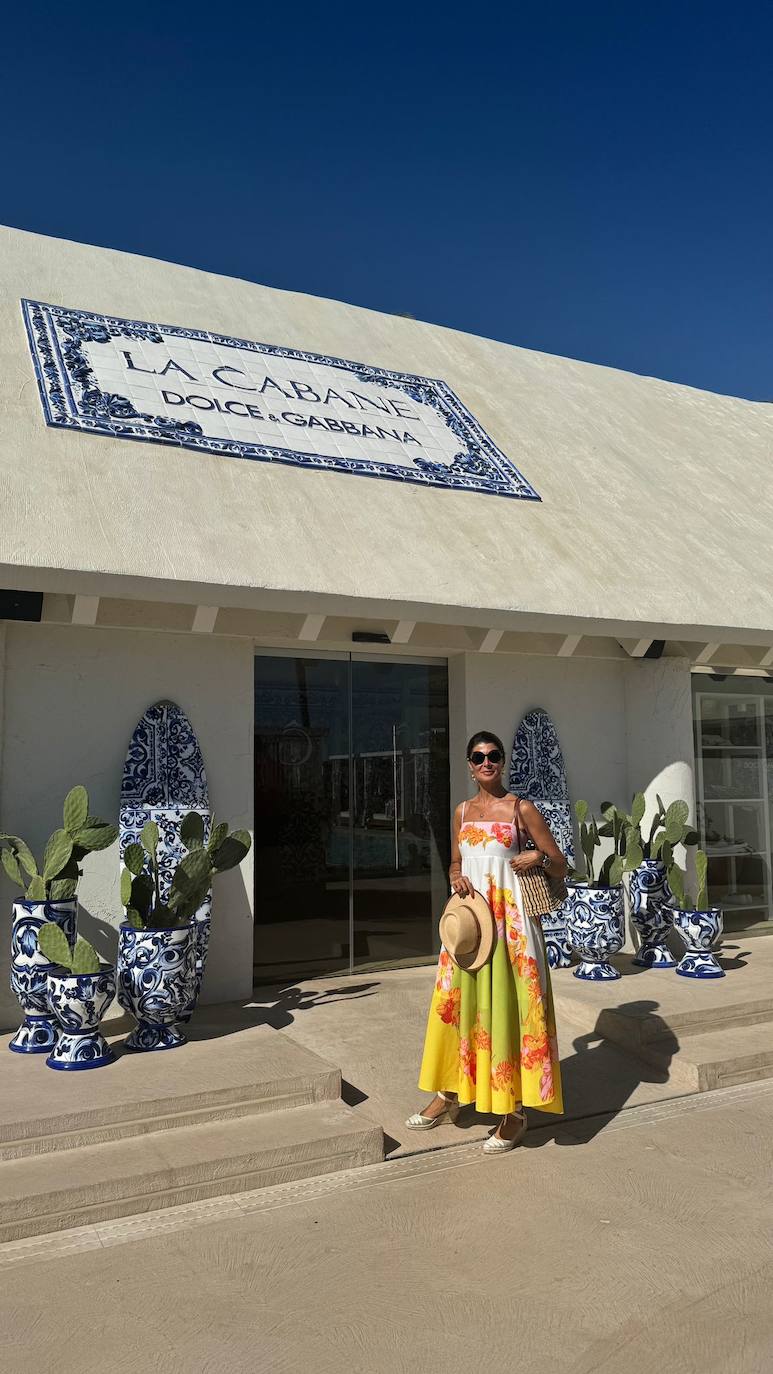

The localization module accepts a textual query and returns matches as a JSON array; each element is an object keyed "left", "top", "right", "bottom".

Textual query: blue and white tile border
[{"left": 21, "top": 299, "right": 540, "bottom": 502}]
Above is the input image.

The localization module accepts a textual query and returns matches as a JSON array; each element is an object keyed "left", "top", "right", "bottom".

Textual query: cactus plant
[
  {"left": 38, "top": 922, "right": 102, "bottom": 975},
  {"left": 666, "top": 849, "right": 709, "bottom": 911},
  {"left": 120, "top": 813, "right": 251, "bottom": 929},
  {"left": 0, "top": 787, "right": 118, "bottom": 901},
  {"left": 606, "top": 793, "right": 699, "bottom": 864},
  {"left": 571, "top": 800, "right": 642, "bottom": 887}
]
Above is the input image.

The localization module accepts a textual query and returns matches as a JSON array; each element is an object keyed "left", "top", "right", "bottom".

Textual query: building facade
[{"left": 1, "top": 225, "right": 772, "bottom": 1026}]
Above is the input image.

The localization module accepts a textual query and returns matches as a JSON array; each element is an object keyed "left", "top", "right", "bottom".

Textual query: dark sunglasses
[{"left": 470, "top": 749, "right": 503, "bottom": 766}]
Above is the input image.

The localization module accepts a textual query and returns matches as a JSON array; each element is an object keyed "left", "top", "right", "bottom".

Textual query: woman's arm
[
  {"left": 449, "top": 803, "right": 475, "bottom": 897},
  {"left": 509, "top": 798, "right": 568, "bottom": 877}
]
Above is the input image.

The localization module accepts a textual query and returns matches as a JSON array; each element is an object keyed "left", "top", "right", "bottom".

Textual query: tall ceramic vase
[
  {"left": 672, "top": 908, "right": 725, "bottom": 978},
  {"left": 177, "top": 894, "right": 211, "bottom": 1024},
  {"left": 629, "top": 860, "right": 676, "bottom": 968},
  {"left": 117, "top": 922, "right": 195, "bottom": 1050},
  {"left": 8, "top": 899, "right": 77, "bottom": 1053},
  {"left": 540, "top": 906, "right": 573, "bottom": 970},
  {"left": 566, "top": 884, "right": 625, "bottom": 980},
  {"left": 46, "top": 967, "right": 117, "bottom": 1070}
]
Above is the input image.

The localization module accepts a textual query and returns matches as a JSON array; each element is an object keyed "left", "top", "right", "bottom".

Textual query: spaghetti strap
[{"left": 461, "top": 800, "right": 466, "bottom": 826}]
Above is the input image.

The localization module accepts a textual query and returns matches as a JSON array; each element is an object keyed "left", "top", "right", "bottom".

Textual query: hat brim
[{"left": 439, "top": 889, "right": 496, "bottom": 972}]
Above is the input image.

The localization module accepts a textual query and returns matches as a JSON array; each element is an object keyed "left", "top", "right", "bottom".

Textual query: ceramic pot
[
  {"left": 177, "top": 897, "right": 211, "bottom": 1023},
  {"left": 117, "top": 922, "right": 195, "bottom": 1050},
  {"left": 8, "top": 899, "right": 77, "bottom": 1053},
  {"left": 672, "top": 908, "right": 725, "bottom": 978},
  {"left": 46, "top": 967, "right": 117, "bottom": 1069},
  {"left": 628, "top": 860, "right": 676, "bottom": 968},
  {"left": 540, "top": 906, "right": 573, "bottom": 970},
  {"left": 566, "top": 883, "right": 625, "bottom": 980}
]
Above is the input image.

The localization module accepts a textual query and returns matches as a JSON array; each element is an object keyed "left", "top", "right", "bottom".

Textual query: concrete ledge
[
  {"left": 0, "top": 1102, "right": 384, "bottom": 1243},
  {"left": 0, "top": 1015, "right": 341, "bottom": 1160}
]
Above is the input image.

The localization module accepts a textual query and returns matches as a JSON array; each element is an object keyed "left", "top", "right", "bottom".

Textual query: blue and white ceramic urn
[
  {"left": 672, "top": 907, "right": 725, "bottom": 978},
  {"left": 117, "top": 922, "right": 195, "bottom": 1050},
  {"left": 9, "top": 899, "right": 77, "bottom": 1053},
  {"left": 540, "top": 907, "right": 573, "bottom": 970},
  {"left": 177, "top": 897, "right": 212, "bottom": 1024},
  {"left": 629, "top": 860, "right": 676, "bottom": 968},
  {"left": 46, "top": 967, "right": 117, "bottom": 1069},
  {"left": 566, "top": 884, "right": 625, "bottom": 980}
]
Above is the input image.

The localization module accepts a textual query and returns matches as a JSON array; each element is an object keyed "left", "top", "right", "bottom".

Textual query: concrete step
[
  {"left": 616, "top": 1021, "right": 773, "bottom": 1093},
  {"left": 0, "top": 1024, "right": 341, "bottom": 1160},
  {"left": 595, "top": 996, "right": 773, "bottom": 1052},
  {"left": 0, "top": 1100, "right": 384, "bottom": 1243}
]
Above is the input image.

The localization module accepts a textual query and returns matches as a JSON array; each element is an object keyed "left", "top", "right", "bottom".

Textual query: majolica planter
[
  {"left": 177, "top": 897, "right": 211, "bottom": 1023},
  {"left": 117, "top": 922, "right": 195, "bottom": 1050},
  {"left": 540, "top": 906, "right": 573, "bottom": 970},
  {"left": 629, "top": 860, "right": 676, "bottom": 968},
  {"left": 566, "top": 883, "right": 625, "bottom": 980},
  {"left": 8, "top": 899, "right": 77, "bottom": 1053},
  {"left": 46, "top": 967, "right": 117, "bottom": 1070},
  {"left": 672, "top": 908, "right": 725, "bottom": 978}
]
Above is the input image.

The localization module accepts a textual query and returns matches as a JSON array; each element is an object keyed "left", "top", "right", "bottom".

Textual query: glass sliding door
[
  {"left": 253, "top": 654, "right": 351, "bottom": 980},
  {"left": 254, "top": 652, "right": 450, "bottom": 982},
  {"left": 351, "top": 658, "right": 450, "bottom": 966}
]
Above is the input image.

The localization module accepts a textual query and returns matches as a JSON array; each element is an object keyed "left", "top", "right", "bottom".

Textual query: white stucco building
[{"left": 1, "top": 223, "right": 772, "bottom": 1025}]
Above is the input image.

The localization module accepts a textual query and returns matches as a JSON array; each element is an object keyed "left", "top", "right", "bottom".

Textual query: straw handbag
[{"left": 513, "top": 798, "right": 568, "bottom": 919}]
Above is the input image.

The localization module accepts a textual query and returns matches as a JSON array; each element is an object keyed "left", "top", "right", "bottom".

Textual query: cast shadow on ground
[
  {"left": 524, "top": 998, "right": 679, "bottom": 1148},
  {"left": 184, "top": 982, "right": 382, "bottom": 1038}
]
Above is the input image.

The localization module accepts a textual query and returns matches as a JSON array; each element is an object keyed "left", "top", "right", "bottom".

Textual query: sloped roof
[{"left": 1, "top": 223, "right": 771, "bottom": 639}]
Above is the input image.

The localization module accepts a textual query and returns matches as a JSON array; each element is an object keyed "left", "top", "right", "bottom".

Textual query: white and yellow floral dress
[{"left": 418, "top": 807, "right": 563, "bottom": 1114}]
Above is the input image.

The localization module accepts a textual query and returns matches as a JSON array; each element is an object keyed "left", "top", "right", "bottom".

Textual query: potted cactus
[
  {"left": 1, "top": 788, "right": 117, "bottom": 1054},
  {"left": 117, "top": 814, "right": 251, "bottom": 1050},
  {"left": 564, "top": 801, "right": 640, "bottom": 980},
  {"left": 606, "top": 795, "right": 698, "bottom": 968},
  {"left": 38, "top": 925, "right": 117, "bottom": 1070},
  {"left": 665, "top": 850, "right": 724, "bottom": 978}
]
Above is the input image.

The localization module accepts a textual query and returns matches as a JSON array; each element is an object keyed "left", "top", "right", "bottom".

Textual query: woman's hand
[
  {"left": 450, "top": 873, "right": 476, "bottom": 898},
  {"left": 509, "top": 850, "right": 545, "bottom": 875}
]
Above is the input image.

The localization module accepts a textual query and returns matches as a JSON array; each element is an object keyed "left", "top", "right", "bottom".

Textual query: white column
[{"left": 623, "top": 657, "right": 695, "bottom": 824}]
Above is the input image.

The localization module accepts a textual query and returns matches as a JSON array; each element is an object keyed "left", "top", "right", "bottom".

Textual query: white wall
[
  {"left": 450, "top": 652, "right": 630, "bottom": 825},
  {"left": 0, "top": 623, "right": 254, "bottom": 1030}
]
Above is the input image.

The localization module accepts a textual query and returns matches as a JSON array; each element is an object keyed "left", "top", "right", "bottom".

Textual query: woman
[{"left": 406, "top": 730, "right": 565, "bottom": 1152}]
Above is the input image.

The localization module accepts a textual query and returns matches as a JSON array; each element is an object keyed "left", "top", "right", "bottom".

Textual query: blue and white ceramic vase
[
  {"left": 117, "top": 922, "right": 195, "bottom": 1050},
  {"left": 540, "top": 906, "right": 573, "bottom": 970},
  {"left": 8, "top": 899, "right": 77, "bottom": 1053},
  {"left": 566, "top": 884, "right": 625, "bottom": 981},
  {"left": 629, "top": 860, "right": 676, "bottom": 968},
  {"left": 46, "top": 967, "right": 117, "bottom": 1070},
  {"left": 672, "top": 908, "right": 725, "bottom": 978},
  {"left": 177, "top": 896, "right": 212, "bottom": 1024}
]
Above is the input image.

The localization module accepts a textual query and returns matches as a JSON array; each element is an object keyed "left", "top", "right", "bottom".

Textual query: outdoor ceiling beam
[
  {"left": 557, "top": 634, "right": 582, "bottom": 657},
  {"left": 479, "top": 629, "right": 503, "bottom": 653},
  {"left": 391, "top": 620, "right": 416, "bottom": 644},
  {"left": 298, "top": 613, "right": 326, "bottom": 641},
  {"left": 71, "top": 594, "right": 99, "bottom": 626},
  {"left": 695, "top": 642, "right": 722, "bottom": 664},
  {"left": 191, "top": 605, "right": 219, "bottom": 634}
]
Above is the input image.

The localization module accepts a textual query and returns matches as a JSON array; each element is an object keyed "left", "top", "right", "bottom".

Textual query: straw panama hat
[{"left": 439, "top": 889, "right": 496, "bottom": 972}]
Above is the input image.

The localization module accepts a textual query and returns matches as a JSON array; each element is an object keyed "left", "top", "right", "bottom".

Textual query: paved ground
[
  {"left": 245, "top": 941, "right": 760, "bottom": 1153},
  {"left": 3, "top": 1076, "right": 773, "bottom": 1373}
]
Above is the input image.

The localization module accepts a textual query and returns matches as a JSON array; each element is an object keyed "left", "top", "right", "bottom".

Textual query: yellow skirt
[{"left": 418, "top": 880, "right": 563, "bottom": 1115}]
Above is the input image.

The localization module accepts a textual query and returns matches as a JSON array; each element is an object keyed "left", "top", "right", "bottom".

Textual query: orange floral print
[
  {"left": 460, "top": 1036, "right": 477, "bottom": 1083},
  {"left": 491, "top": 1059, "right": 515, "bottom": 1092},
  {"left": 436, "top": 987, "right": 461, "bottom": 1026},
  {"left": 521, "top": 1031, "right": 550, "bottom": 1070},
  {"left": 459, "top": 824, "right": 492, "bottom": 848},
  {"left": 436, "top": 950, "right": 454, "bottom": 992},
  {"left": 472, "top": 1013, "right": 491, "bottom": 1053}
]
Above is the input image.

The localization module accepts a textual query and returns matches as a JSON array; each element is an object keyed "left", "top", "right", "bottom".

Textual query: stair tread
[
  {"left": 0, "top": 1100, "right": 382, "bottom": 1211},
  {"left": 0, "top": 1016, "right": 339, "bottom": 1143},
  {"left": 656, "top": 1020, "right": 773, "bottom": 1065}
]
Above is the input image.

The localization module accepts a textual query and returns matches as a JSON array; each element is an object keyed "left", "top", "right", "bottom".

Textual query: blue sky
[{"left": 3, "top": 3, "right": 772, "bottom": 398}]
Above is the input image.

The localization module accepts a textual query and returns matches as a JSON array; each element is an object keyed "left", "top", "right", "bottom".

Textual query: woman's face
[{"left": 468, "top": 743, "right": 504, "bottom": 784}]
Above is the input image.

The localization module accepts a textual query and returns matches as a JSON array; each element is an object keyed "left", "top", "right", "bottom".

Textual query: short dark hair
[{"left": 466, "top": 730, "right": 506, "bottom": 760}]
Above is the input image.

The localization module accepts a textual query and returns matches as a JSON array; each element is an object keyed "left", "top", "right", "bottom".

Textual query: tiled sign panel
[{"left": 21, "top": 300, "right": 540, "bottom": 500}]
